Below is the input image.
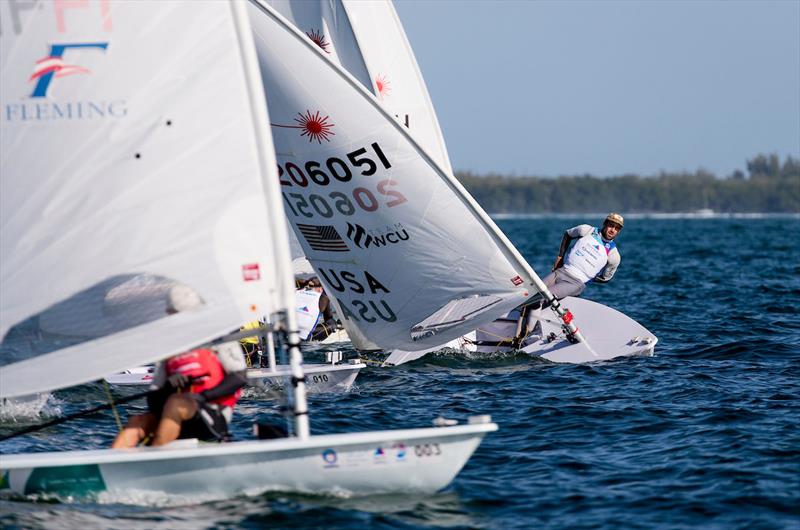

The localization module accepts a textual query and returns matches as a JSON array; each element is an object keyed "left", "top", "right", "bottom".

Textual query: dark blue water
[{"left": 2, "top": 217, "right": 799, "bottom": 529}]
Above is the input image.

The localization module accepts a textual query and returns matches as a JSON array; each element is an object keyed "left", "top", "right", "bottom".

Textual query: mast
[{"left": 230, "top": 1, "right": 309, "bottom": 438}]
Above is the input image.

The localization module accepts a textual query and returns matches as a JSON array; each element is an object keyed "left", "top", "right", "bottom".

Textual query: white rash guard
[{"left": 562, "top": 224, "right": 621, "bottom": 283}]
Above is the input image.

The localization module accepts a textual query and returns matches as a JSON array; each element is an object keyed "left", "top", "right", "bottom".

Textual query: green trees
[{"left": 456, "top": 154, "right": 799, "bottom": 213}]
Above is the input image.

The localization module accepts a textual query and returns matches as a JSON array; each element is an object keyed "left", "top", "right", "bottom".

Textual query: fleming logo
[{"left": 29, "top": 42, "right": 109, "bottom": 98}]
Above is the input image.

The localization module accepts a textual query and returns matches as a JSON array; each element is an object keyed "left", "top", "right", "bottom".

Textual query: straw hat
[{"left": 604, "top": 213, "right": 624, "bottom": 228}]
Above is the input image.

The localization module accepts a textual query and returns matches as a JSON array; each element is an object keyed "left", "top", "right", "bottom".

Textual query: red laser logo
[
  {"left": 306, "top": 29, "right": 330, "bottom": 53},
  {"left": 375, "top": 74, "right": 391, "bottom": 99},
  {"left": 271, "top": 110, "right": 335, "bottom": 144}
]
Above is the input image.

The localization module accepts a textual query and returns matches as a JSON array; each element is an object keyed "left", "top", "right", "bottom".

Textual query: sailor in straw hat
[{"left": 546, "top": 213, "right": 624, "bottom": 301}]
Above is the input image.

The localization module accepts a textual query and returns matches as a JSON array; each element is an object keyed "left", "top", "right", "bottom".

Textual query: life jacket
[
  {"left": 165, "top": 348, "right": 240, "bottom": 408},
  {"left": 563, "top": 227, "right": 617, "bottom": 283}
]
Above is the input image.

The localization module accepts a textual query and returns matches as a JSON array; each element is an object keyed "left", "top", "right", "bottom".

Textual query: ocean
[{"left": 2, "top": 216, "right": 799, "bottom": 529}]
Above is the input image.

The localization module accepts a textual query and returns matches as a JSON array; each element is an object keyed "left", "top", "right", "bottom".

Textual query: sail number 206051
[
  {"left": 279, "top": 142, "right": 392, "bottom": 187},
  {"left": 279, "top": 142, "right": 407, "bottom": 218}
]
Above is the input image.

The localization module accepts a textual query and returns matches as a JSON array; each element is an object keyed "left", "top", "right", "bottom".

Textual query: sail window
[
  {"left": 410, "top": 295, "right": 503, "bottom": 341},
  {"left": 1, "top": 274, "right": 197, "bottom": 367}
]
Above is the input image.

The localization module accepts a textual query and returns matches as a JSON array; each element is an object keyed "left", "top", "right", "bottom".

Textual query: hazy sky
[{"left": 393, "top": 0, "right": 800, "bottom": 177}]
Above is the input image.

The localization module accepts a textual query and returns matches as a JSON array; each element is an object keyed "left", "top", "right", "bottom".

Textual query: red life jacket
[{"left": 165, "top": 348, "right": 240, "bottom": 408}]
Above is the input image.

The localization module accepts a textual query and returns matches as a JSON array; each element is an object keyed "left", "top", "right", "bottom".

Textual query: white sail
[
  {"left": 260, "top": 0, "right": 455, "bottom": 351},
  {"left": 263, "top": 0, "right": 372, "bottom": 90},
  {"left": 0, "top": 1, "right": 292, "bottom": 398},
  {"left": 340, "top": 0, "right": 453, "bottom": 174},
  {"left": 248, "top": 2, "right": 539, "bottom": 352},
  {"left": 265, "top": 0, "right": 452, "bottom": 174}
]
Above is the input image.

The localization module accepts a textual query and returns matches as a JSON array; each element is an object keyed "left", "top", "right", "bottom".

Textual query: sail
[
  {"left": 262, "top": 0, "right": 372, "bottom": 90},
  {"left": 248, "top": 3, "right": 539, "bottom": 352},
  {"left": 340, "top": 0, "right": 453, "bottom": 174},
  {"left": 0, "top": 1, "right": 293, "bottom": 398},
  {"left": 258, "top": 0, "right": 455, "bottom": 350},
  {"left": 264, "top": 0, "right": 452, "bottom": 173}
]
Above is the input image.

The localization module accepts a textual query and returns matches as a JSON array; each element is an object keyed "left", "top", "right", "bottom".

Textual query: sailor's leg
[
  {"left": 111, "top": 413, "right": 157, "bottom": 449},
  {"left": 543, "top": 270, "right": 585, "bottom": 301},
  {"left": 151, "top": 394, "right": 199, "bottom": 446}
]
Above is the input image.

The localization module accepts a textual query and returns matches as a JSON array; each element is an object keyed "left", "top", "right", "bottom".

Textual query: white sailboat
[
  {"left": 0, "top": 1, "right": 496, "bottom": 499},
  {"left": 249, "top": 1, "right": 657, "bottom": 366}
]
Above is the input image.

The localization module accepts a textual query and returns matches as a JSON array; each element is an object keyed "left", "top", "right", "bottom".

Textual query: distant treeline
[{"left": 455, "top": 154, "right": 800, "bottom": 213}]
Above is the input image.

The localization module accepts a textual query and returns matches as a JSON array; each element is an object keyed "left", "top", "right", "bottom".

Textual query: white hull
[
  {"left": 247, "top": 363, "right": 362, "bottom": 391},
  {"left": 385, "top": 297, "right": 657, "bottom": 365},
  {"left": 488, "top": 297, "right": 657, "bottom": 362},
  {"left": 105, "top": 362, "right": 364, "bottom": 392},
  {"left": 0, "top": 423, "right": 497, "bottom": 500}
]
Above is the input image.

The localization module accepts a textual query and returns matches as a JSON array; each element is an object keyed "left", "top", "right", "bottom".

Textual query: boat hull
[
  {"left": 385, "top": 297, "right": 657, "bottom": 365},
  {"left": 518, "top": 297, "right": 657, "bottom": 362},
  {"left": 106, "top": 363, "right": 364, "bottom": 392},
  {"left": 0, "top": 423, "right": 496, "bottom": 500},
  {"left": 247, "top": 363, "right": 362, "bottom": 392}
]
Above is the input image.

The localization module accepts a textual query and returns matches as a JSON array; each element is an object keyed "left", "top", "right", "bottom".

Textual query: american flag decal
[
  {"left": 297, "top": 224, "right": 349, "bottom": 252},
  {"left": 511, "top": 275, "right": 523, "bottom": 286}
]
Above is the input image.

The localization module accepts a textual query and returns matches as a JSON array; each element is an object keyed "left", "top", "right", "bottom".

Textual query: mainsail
[
  {"left": 248, "top": 2, "right": 543, "bottom": 352},
  {"left": 340, "top": 0, "right": 454, "bottom": 174},
  {"left": 0, "top": 1, "right": 295, "bottom": 398},
  {"left": 261, "top": 0, "right": 454, "bottom": 350},
  {"left": 264, "top": 0, "right": 452, "bottom": 174}
]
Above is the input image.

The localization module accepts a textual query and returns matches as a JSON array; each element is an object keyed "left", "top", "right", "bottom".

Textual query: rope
[
  {"left": 102, "top": 379, "right": 123, "bottom": 432},
  {"left": 471, "top": 327, "right": 516, "bottom": 342}
]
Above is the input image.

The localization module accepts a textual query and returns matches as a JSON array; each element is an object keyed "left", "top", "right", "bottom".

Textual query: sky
[{"left": 393, "top": 0, "right": 800, "bottom": 178}]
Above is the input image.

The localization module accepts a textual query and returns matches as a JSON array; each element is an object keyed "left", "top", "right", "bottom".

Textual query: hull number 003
[{"left": 413, "top": 443, "right": 442, "bottom": 457}]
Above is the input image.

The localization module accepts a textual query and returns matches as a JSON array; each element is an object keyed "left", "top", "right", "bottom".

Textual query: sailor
[
  {"left": 297, "top": 277, "right": 337, "bottom": 341},
  {"left": 546, "top": 212, "right": 624, "bottom": 300},
  {"left": 507, "top": 213, "right": 623, "bottom": 345},
  {"left": 239, "top": 319, "right": 262, "bottom": 366},
  {"left": 111, "top": 286, "right": 248, "bottom": 448}
]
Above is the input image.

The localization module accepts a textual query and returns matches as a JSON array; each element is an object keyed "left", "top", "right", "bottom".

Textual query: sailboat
[
  {"left": 248, "top": 1, "right": 657, "bottom": 366},
  {"left": 0, "top": 1, "right": 496, "bottom": 499}
]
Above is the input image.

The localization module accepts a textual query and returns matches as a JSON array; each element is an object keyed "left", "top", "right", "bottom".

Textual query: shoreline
[{"left": 490, "top": 212, "right": 800, "bottom": 220}]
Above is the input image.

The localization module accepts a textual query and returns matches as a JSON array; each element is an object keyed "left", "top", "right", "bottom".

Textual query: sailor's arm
[
  {"left": 594, "top": 248, "right": 620, "bottom": 283},
  {"left": 197, "top": 371, "right": 248, "bottom": 402}
]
